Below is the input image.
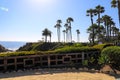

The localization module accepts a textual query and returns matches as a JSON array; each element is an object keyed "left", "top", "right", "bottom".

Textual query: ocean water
[{"left": 0, "top": 41, "right": 26, "bottom": 51}]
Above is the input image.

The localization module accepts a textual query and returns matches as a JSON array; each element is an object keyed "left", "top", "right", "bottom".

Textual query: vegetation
[
  {"left": 76, "top": 29, "right": 80, "bottom": 43},
  {"left": 111, "top": 0, "right": 120, "bottom": 25},
  {"left": 0, "top": 44, "right": 8, "bottom": 52},
  {"left": 54, "top": 20, "right": 62, "bottom": 42},
  {"left": 1, "top": 1, "right": 120, "bottom": 71},
  {"left": 99, "top": 46, "right": 120, "bottom": 69},
  {"left": 0, "top": 45, "right": 100, "bottom": 57},
  {"left": 93, "top": 43, "right": 114, "bottom": 50},
  {"left": 42, "top": 28, "right": 52, "bottom": 42}
]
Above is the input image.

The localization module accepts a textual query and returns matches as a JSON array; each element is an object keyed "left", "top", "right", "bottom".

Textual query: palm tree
[
  {"left": 102, "top": 15, "right": 111, "bottom": 37},
  {"left": 111, "top": 0, "right": 120, "bottom": 27},
  {"left": 42, "top": 28, "right": 51, "bottom": 42},
  {"left": 54, "top": 20, "right": 62, "bottom": 42},
  {"left": 64, "top": 23, "right": 69, "bottom": 42},
  {"left": 95, "top": 5, "right": 105, "bottom": 39},
  {"left": 48, "top": 31, "right": 52, "bottom": 42},
  {"left": 87, "top": 24, "right": 98, "bottom": 43},
  {"left": 62, "top": 30, "right": 66, "bottom": 43},
  {"left": 76, "top": 29, "right": 80, "bottom": 42},
  {"left": 86, "top": 9, "right": 97, "bottom": 44},
  {"left": 86, "top": 9, "right": 97, "bottom": 25},
  {"left": 66, "top": 17, "right": 74, "bottom": 42},
  {"left": 99, "top": 25, "right": 106, "bottom": 42},
  {"left": 108, "top": 19, "right": 115, "bottom": 38},
  {"left": 111, "top": 26, "right": 119, "bottom": 37}
]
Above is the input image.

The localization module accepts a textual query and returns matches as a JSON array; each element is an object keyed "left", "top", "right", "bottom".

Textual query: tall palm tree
[
  {"left": 86, "top": 9, "right": 97, "bottom": 25},
  {"left": 111, "top": 26, "right": 119, "bottom": 37},
  {"left": 48, "top": 31, "right": 52, "bottom": 42},
  {"left": 111, "top": 0, "right": 120, "bottom": 27},
  {"left": 66, "top": 17, "right": 74, "bottom": 42},
  {"left": 102, "top": 15, "right": 111, "bottom": 36},
  {"left": 87, "top": 24, "right": 98, "bottom": 43},
  {"left": 95, "top": 5, "right": 105, "bottom": 39},
  {"left": 54, "top": 20, "right": 62, "bottom": 42},
  {"left": 42, "top": 28, "right": 51, "bottom": 42},
  {"left": 108, "top": 19, "right": 115, "bottom": 38},
  {"left": 76, "top": 29, "right": 80, "bottom": 42},
  {"left": 86, "top": 9, "right": 97, "bottom": 44},
  {"left": 62, "top": 30, "right": 66, "bottom": 43},
  {"left": 64, "top": 23, "right": 69, "bottom": 42}
]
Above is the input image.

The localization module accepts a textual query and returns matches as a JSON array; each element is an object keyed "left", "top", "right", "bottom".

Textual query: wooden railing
[{"left": 0, "top": 51, "right": 98, "bottom": 72}]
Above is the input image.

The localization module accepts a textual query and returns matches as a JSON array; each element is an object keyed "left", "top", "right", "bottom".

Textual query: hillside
[
  {"left": 17, "top": 42, "right": 87, "bottom": 51},
  {"left": 17, "top": 42, "right": 64, "bottom": 51},
  {"left": 0, "top": 44, "right": 7, "bottom": 52}
]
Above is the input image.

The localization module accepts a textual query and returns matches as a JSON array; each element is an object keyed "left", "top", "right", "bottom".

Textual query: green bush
[
  {"left": 93, "top": 43, "right": 113, "bottom": 50},
  {"left": 54, "top": 46, "right": 100, "bottom": 54},
  {"left": 99, "top": 46, "right": 120, "bottom": 67},
  {"left": 0, "top": 46, "right": 100, "bottom": 57}
]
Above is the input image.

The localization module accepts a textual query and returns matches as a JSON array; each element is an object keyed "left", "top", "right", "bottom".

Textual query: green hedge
[
  {"left": 0, "top": 46, "right": 100, "bottom": 57},
  {"left": 54, "top": 46, "right": 99, "bottom": 54},
  {"left": 93, "top": 43, "right": 113, "bottom": 50},
  {"left": 99, "top": 46, "right": 120, "bottom": 67}
]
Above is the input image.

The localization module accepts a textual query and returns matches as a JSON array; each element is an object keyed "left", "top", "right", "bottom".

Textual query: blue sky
[{"left": 0, "top": 0, "right": 119, "bottom": 42}]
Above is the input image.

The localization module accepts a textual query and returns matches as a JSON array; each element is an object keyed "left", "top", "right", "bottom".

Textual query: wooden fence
[{"left": 0, "top": 52, "right": 98, "bottom": 72}]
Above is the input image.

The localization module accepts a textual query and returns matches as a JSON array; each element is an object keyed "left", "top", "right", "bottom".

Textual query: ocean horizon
[{"left": 0, "top": 41, "right": 26, "bottom": 51}]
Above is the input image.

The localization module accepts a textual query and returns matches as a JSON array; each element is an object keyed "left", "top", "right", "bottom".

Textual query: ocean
[{"left": 0, "top": 41, "right": 26, "bottom": 51}]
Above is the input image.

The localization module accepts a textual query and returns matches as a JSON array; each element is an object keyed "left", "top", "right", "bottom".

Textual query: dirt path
[{"left": 0, "top": 69, "right": 116, "bottom": 80}]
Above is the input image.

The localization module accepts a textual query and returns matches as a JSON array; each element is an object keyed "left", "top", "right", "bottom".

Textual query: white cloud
[{"left": 0, "top": 6, "right": 8, "bottom": 12}]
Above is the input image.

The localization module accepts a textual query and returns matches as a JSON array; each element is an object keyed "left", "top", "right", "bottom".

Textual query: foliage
[
  {"left": 99, "top": 46, "right": 120, "bottom": 68},
  {"left": 54, "top": 46, "right": 100, "bottom": 54},
  {"left": 0, "top": 44, "right": 7, "bottom": 52},
  {"left": 0, "top": 46, "right": 100, "bottom": 57},
  {"left": 82, "top": 60, "right": 88, "bottom": 66},
  {"left": 0, "top": 51, "right": 37, "bottom": 57},
  {"left": 93, "top": 43, "right": 113, "bottom": 50},
  {"left": 18, "top": 42, "right": 64, "bottom": 51}
]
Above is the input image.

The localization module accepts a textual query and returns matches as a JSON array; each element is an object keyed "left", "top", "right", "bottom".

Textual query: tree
[
  {"left": 42, "top": 28, "right": 51, "bottom": 42},
  {"left": 102, "top": 15, "right": 111, "bottom": 37},
  {"left": 54, "top": 20, "right": 62, "bottom": 42},
  {"left": 111, "top": 26, "right": 119, "bottom": 37},
  {"left": 48, "top": 31, "right": 52, "bottom": 42},
  {"left": 87, "top": 24, "right": 105, "bottom": 43},
  {"left": 95, "top": 5, "right": 105, "bottom": 40},
  {"left": 63, "top": 30, "right": 66, "bottom": 43},
  {"left": 86, "top": 9, "right": 97, "bottom": 44},
  {"left": 87, "top": 24, "right": 98, "bottom": 43},
  {"left": 111, "top": 0, "right": 120, "bottom": 27},
  {"left": 66, "top": 17, "right": 74, "bottom": 42},
  {"left": 64, "top": 23, "right": 69, "bottom": 42},
  {"left": 76, "top": 29, "right": 80, "bottom": 42}
]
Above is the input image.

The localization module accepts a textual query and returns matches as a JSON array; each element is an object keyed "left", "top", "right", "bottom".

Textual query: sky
[{"left": 0, "top": 0, "right": 119, "bottom": 42}]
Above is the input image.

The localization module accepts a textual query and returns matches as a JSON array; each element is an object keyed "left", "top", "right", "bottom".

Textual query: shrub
[
  {"left": 93, "top": 43, "right": 113, "bottom": 50},
  {"left": 54, "top": 46, "right": 100, "bottom": 54},
  {"left": 99, "top": 46, "right": 120, "bottom": 68}
]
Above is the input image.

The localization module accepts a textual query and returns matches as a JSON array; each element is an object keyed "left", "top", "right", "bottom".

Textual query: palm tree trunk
[
  {"left": 110, "top": 25, "right": 112, "bottom": 39},
  {"left": 70, "top": 29, "right": 72, "bottom": 42},
  {"left": 118, "top": 0, "right": 120, "bottom": 28},
  {"left": 91, "top": 16, "right": 95, "bottom": 44},
  {"left": 57, "top": 28, "right": 60, "bottom": 42},
  {"left": 45, "top": 36, "right": 47, "bottom": 42},
  {"left": 98, "top": 13, "right": 101, "bottom": 41},
  {"left": 66, "top": 30, "right": 68, "bottom": 42},
  {"left": 63, "top": 32, "right": 65, "bottom": 43},
  {"left": 77, "top": 33, "right": 79, "bottom": 43},
  {"left": 50, "top": 36, "right": 51, "bottom": 42}
]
